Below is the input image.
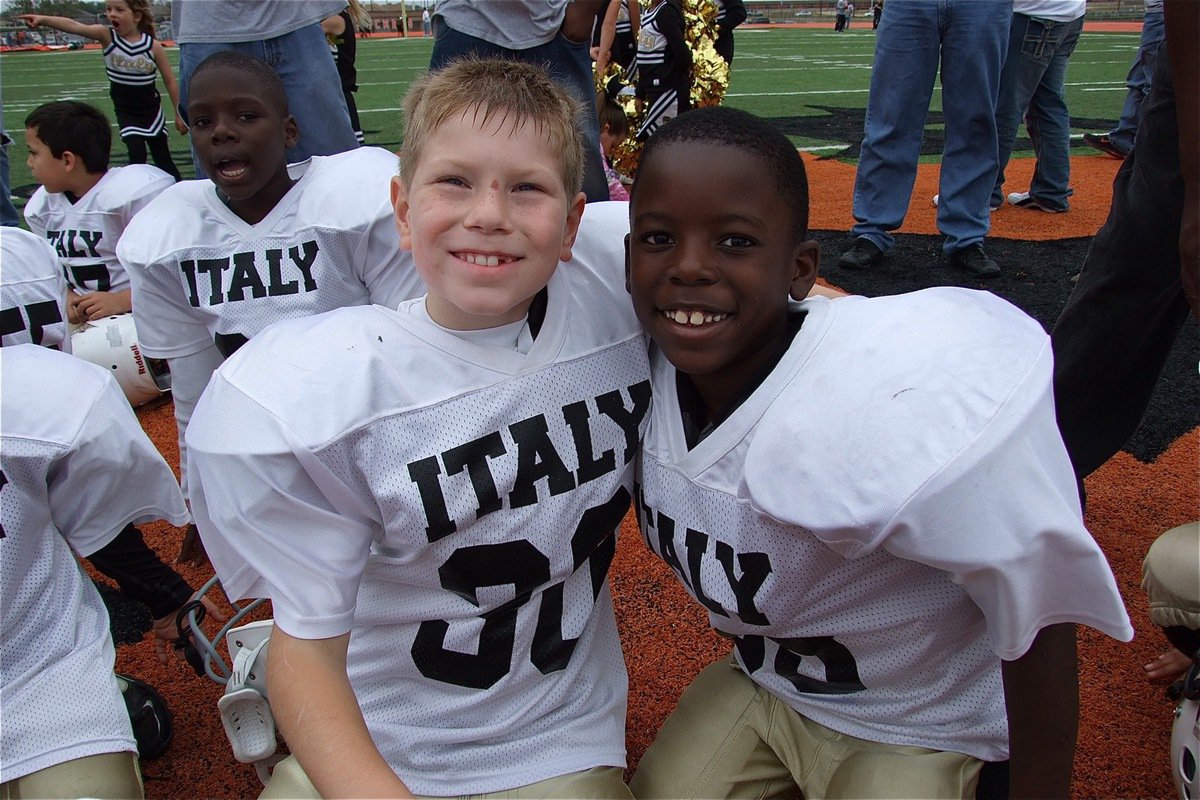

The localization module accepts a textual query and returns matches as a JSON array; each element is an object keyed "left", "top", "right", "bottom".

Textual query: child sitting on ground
[
  {"left": 117, "top": 50, "right": 422, "bottom": 564},
  {"left": 23, "top": 101, "right": 174, "bottom": 327},
  {"left": 186, "top": 58, "right": 645, "bottom": 798},
  {"left": 624, "top": 106, "right": 1134, "bottom": 800},
  {"left": 598, "top": 92, "right": 630, "bottom": 201}
]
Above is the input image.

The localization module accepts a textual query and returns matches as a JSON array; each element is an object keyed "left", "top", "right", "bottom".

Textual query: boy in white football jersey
[
  {"left": 23, "top": 100, "right": 174, "bottom": 326},
  {"left": 1, "top": 226, "right": 71, "bottom": 350},
  {"left": 117, "top": 51, "right": 421, "bottom": 563},
  {"left": 625, "top": 107, "right": 1134, "bottom": 800},
  {"left": 186, "top": 58, "right": 647, "bottom": 798},
  {"left": 0, "top": 343, "right": 190, "bottom": 798}
]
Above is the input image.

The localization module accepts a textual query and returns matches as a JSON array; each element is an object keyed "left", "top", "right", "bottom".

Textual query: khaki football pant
[
  {"left": 0, "top": 751, "right": 142, "bottom": 799},
  {"left": 260, "top": 757, "right": 632, "bottom": 799},
  {"left": 630, "top": 657, "right": 983, "bottom": 800}
]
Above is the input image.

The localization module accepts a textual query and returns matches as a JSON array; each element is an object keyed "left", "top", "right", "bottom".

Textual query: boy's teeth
[
  {"left": 666, "top": 310, "right": 726, "bottom": 326},
  {"left": 462, "top": 253, "right": 507, "bottom": 267}
]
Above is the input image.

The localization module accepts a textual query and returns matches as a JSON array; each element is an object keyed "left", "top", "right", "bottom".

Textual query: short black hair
[
  {"left": 189, "top": 51, "right": 289, "bottom": 115},
  {"left": 631, "top": 106, "right": 810, "bottom": 240},
  {"left": 25, "top": 101, "right": 111, "bottom": 173}
]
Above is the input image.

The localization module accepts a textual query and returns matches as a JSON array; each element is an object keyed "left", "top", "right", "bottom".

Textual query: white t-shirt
[
  {"left": 24, "top": 164, "right": 174, "bottom": 296},
  {"left": 118, "top": 146, "right": 422, "bottom": 362},
  {"left": 170, "top": 0, "right": 344, "bottom": 42},
  {"left": 0, "top": 344, "right": 189, "bottom": 780},
  {"left": 1, "top": 226, "right": 71, "bottom": 351},
  {"left": 187, "top": 202, "right": 647, "bottom": 795},
  {"left": 1013, "top": 0, "right": 1086, "bottom": 21},
  {"left": 637, "top": 288, "right": 1134, "bottom": 761}
]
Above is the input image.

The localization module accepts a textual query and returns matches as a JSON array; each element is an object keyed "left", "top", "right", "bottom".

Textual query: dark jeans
[
  {"left": 430, "top": 18, "right": 609, "bottom": 203},
  {"left": 1051, "top": 44, "right": 1192, "bottom": 483}
]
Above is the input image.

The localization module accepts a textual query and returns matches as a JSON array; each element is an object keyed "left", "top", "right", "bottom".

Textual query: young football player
[
  {"left": 0, "top": 343, "right": 190, "bottom": 798},
  {"left": 117, "top": 51, "right": 422, "bottom": 563},
  {"left": 23, "top": 100, "right": 174, "bottom": 326},
  {"left": 624, "top": 106, "right": 1135, "bottom": 800},
  {"left": 0, "top": 226, "right": 71, "bottom": 351},
  {"left": 186, "top": 57, "right": 646, "bottom": 799}
]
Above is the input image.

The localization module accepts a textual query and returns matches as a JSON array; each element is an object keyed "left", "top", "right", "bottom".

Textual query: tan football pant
[
  {"left": 0, "top": 751, "right": 142, "bottom": 799},
  {"left": 630, "top": 657, "right": 983, "bottom": 800},
  {"left": 260, "top": 758, "right": 632, "bottom": 799}
]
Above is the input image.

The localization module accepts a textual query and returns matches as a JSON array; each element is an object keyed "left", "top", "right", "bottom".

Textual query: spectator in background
[
  {"left": 834, "top": 0, "right": 848, "bottom": 32},
  {"left": 171, "top": 0, "right": 358, "bottom": 177},
  {"left": 429, "top": 0, "right": 610, "bottom": 203},
  {"left": 846, "top": 2, "right": 855, "bottom": 29},
  {"left": 838, "top": 0, "right": 1011, "bottom": 278},
  {"left": 713, "top": 0, "right": 746, "bottom": 65},
  {"left": 323, "top": 1, "right": 370, "bottom": 145},
  {"left": 422, "top": 7, "right": 431, "bottom": 36},
  {"left": 1083, "top": 0, "right": 1164, "bottom": 159},
  {"left": 873, "top": 0, "right": 883, "bottom": 30},
  {"left": 991, "top": 0, "right": 1086, "bottom": 214}
]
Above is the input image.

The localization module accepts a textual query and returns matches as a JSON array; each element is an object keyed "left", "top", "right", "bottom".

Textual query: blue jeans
[
  {"left": 991, "top": 11, "right": 1084, "bottom": 211},
  {"left": 430, "top": 18, "right": 609, "bottom": 204},
  {"left": 179, "top": 23, "right": 359, "bottom": 178},
  {"left": 851, "top": 0, "right": 1011, "bottom": 256},
  {"left": 1107, "top": 10, "right": 1164, "bottom": 154}
]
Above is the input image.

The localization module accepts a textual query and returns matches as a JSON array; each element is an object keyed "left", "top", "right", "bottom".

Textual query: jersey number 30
[{"left": 412, "top": 487, "right": 630, "bottom": 690}]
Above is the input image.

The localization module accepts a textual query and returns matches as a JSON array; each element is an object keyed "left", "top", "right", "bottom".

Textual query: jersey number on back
[{"left": 1, "top": 301, "right": 64, "bottom": 347}]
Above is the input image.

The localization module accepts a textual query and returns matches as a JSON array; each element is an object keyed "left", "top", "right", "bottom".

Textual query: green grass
[{"left": 1, "top": 26, "right": 1139, "bottom": 217}]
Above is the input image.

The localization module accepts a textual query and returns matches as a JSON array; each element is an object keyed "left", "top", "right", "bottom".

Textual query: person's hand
[
  {"left": 19, "top": 14, "right": 46, "bottom": 28},
  {"left": 175, "top": 523, "right": 211, "bottom": 568},
  {"left": 66, "top": 290, "right": 86, "bottom": 325},
  {"left": 150, "top": 595, "right": 227, "bottom": 666},
  {"left": 76, "top": 291, "right": 132, "bottom": 320},
  {"left": 1145, "top": 646, "right": 1194, "bottom": 684},
  {"left": 174, "top": 116, "right": 189, "bottom": 135}
]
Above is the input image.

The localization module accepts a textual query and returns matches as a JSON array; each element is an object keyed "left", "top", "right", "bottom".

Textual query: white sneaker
[
  {"left": 932, "top": 194, "right": 1003, "bottom": 211},
  {"left": 1007, "top": 191, "right": 1067, "bottom": 213}
]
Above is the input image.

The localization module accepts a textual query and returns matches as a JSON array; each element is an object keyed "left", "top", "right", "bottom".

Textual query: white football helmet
[
  {"left": 179, "top": 576, "right": 280, "bottom": 784},
  {"left": 71, "top": 314, "right": 171, "bottom": 407},
  {"left": 1172, "top": 664, "right": 1200, "bottom": 800}
]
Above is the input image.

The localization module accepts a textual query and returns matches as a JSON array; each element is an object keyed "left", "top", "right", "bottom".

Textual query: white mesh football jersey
[
  {"left": 1, "top": 226, "right": 71, "bottom": 351},
  {"left": 23, "top": 164, "right": 174, "bottom": 295},
  {"left": 0, "top": 344, "right": 189, "bottom": 780},
  {"left": 637, "top": 288, "right": 1134, "bottom": 761},
  {"left": 187, "top": 203, "right": 648, "bottom": 795},
  {"left": 117, "top": 147, "right": 423, "bottom": 361}
]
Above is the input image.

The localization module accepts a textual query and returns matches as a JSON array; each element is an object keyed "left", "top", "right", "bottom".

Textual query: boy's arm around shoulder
[
  {"left": 1002, "top": 623, "right": 1078, "bottom": 799},
  {"left": 268, "top": 628, "right": 416, "bottom": 798}
]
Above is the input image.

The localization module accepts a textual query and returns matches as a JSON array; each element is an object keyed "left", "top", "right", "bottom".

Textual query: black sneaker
[
  {"left": 1007, "top": 192, "right": 1067, "bottom": 213},
  {"left": 949, "top": 243, "right": 1000, "bottom": 278},
  {"left": 116, "top": 673, "right": 173, "bottom": 760},
  {"left": 1082, "top": 133, "right": 1128, "bottom": 160},
  {"left": 837, "top": 237, "right": 884, "bottom": 270}
]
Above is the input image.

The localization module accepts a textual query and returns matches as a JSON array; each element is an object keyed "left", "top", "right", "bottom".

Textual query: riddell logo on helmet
[{"left": 130, "top": 344, "right": 147, "bottom": 375}]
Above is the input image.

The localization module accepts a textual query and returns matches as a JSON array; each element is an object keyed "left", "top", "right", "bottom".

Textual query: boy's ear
[
  {"left": 282, "top": 115, "right": 300, "bottom": 150},
  {"left": 60, "top": 150, "right": 80, "bottom": 173},
  {"left": 558, "top": 192, "right": 587, "bottom": 263},
  {"left": 390, "top": 175, "right": 413, "bottom": 250},
  {"left": 788, "top": 239, "right": 821, "bottom": 301}
]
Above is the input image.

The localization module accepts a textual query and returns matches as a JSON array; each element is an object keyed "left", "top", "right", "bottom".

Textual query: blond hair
[
  {"left": 399, "top": 58, "right": 585, "bottom": 195},
  {"left": 345, "top": 0, "right": 371, "bottom": 31}
]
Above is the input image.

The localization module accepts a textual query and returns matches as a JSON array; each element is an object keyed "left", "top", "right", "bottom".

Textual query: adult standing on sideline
[
  {"left": 171, "top": 0, "right": 358, "bottom": 177},
  {"left": 834, "top": 0, "right": 848, "bottom": 32},
  {"left": 1083, "top": 0, "right": 1164, "bottom": 159},
  {"left": 872, "top": 0, "right": 883, "bottom": 30},
  {"left": 991, "top": 0, "right": 1086, "bottom": 214},
  {"left": 429, "top": 0, "right": 609, "bottom": 203},
  {"left": 422, "top": 7, "right": 431, "bottom": 36},
  {"left": 838, "top": 0, "right": 1012, "bottom": 278}
]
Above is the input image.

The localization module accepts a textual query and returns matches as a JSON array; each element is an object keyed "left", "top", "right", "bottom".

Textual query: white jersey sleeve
[
  {"left": 1, "top": 227, "right": 71, "bottom": 351},
  {"left": 744, "top": 290, "right": 1132, "bottom": 660},
  {"left": 0, "top": 345, "right": 188, "bottom": 781}
]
